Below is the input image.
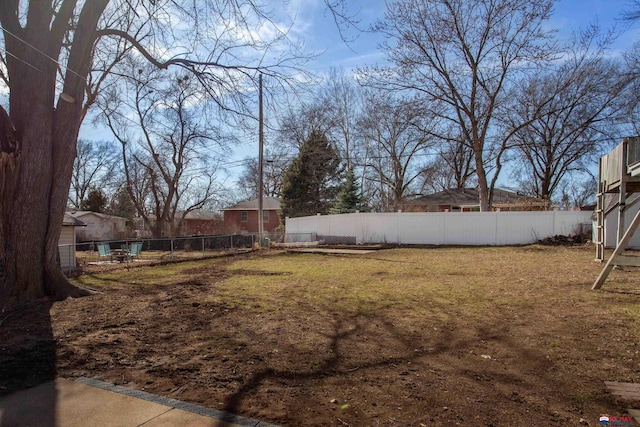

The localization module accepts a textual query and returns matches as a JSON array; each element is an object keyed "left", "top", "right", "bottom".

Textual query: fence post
[
  {"left": 170, "top": 238, "right": 174, "bottom": 255},
  {"left": 202, "top": 237, "right": 205, "bottom": 257}
]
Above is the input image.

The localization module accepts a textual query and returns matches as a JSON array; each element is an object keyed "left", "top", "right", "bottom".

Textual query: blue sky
[
  {"left": 299, "top": 0, "right": 640, "bottom": 73},
  {"left": 78, "top": 0, "right": 640, "bottom": 194}
]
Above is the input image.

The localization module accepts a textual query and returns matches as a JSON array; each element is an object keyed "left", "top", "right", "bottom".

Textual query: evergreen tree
[
  {"left": 80, "top": 187, "right": 108, "bottom": 213},
  {"left": 280, "top": 130, "right": 341, "bottom": 218},
  {"left": 108, "top": 186, "right": 137, "bottom": 219},
  {"left": 330, "top": 168, "right": 368, "bottom": 214}
]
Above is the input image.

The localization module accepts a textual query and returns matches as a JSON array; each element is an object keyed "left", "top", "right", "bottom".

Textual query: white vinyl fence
[{"left": 285, "top": 211, "right": 593, "bottom": 246}]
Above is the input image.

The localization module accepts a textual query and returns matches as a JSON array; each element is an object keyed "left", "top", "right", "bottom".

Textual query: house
[
  {"left": 59, "top": 213, "right": 85, "bottom": 273},
  {"left": 178, "top": 210, "right": 225, "bottom": 236},
  {"left": 130, "top": 210, "right": 224, "bottom": 237},
  {"left": 222, "top": 197, "right": 281, "bottom": 233},
  {"left": 401, "top": 188, "right": 549, "bottom": 212},
  {"left": 66, "top": 211, "right": 129, "bottom": 241}
]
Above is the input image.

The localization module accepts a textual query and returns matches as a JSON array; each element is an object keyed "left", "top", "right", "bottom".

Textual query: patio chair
[
  {"left": 128, "top": 242, "right": 143, "bottom": 260},
  {"left": 97, "top": 243, "right": 113, "bottom": 262}
]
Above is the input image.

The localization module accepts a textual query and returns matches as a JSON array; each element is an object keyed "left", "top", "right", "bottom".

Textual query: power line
[
  {"left": 0, "top": 45, "right": 82, "bottom": 97},
  {"left": 0, "top": 46, "right": 43, "bottom": 74},
  {"left": 2, "top": 27, "right": 87, "bottom": 82}
]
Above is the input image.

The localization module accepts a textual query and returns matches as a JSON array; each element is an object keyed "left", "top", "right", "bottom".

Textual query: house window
[
  {"left": 263, "top": 210, "right": 270, "bottom": 222},
  {"left": 240, "top": 211, "right": 248, "bottom": 222}
]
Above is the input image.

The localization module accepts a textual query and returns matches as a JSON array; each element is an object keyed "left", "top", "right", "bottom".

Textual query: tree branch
[{"left": 95, "top": 28, "right": 264, "bottom": 72}]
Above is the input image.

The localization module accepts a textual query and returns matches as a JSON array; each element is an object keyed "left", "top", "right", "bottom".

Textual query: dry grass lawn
[{"left": 3, "top": 245, "right": 639, "bottom": 426}]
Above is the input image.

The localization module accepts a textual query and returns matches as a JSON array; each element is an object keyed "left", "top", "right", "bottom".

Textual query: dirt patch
[{"left": 1, "top": 247, "right": 640, "bottom": 426}]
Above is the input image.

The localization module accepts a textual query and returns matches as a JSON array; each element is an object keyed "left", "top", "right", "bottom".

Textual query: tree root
[{"left": 45, "top": 263, "right": 95, "bottom": 301}]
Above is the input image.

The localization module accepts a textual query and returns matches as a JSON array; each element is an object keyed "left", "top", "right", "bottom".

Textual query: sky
[
  {"left": 299, "top": 0, "right": 640, "bottom": 73},
  {"left": 231, "top": 0, "right": 640, "bottom": 174},
  {"left": 77, "top": 0, "right": 640, "bottom": 196}
]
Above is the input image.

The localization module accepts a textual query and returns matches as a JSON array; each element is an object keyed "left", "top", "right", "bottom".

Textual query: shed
[{"left": 59, "top": 214, "right": 85, "bottom": 273}]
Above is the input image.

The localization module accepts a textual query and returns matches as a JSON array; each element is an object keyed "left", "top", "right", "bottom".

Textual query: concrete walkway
[{"left": 0, "top": 378, "right": 277, "bottom": 427}]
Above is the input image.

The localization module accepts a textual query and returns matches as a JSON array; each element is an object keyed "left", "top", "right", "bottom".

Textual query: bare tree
[
  {"left": 68, "top": 139, "right": 118, "bottom": 209},
  {"left": 0, "top": 1, "right": 352, "bottom": 300},
  {"left": 562, "top": 177, "right": 598, "bottom": 209},
  {"left": 418, "top": 137, "right": 477, "bottom": 194},
  {"left": 321, "top": 67, "right": 364, "bottom": 170},
  {"left": 371, "top": 0, "right": 557, "bottom": 210},
  {"left": 236, "top": 153, "right": 289, "bottom": 200},
  {"left": 506, "top": 26, "right": 629, "bottom": 201},
  {"left": 102, "top": 66, "right": 223, "bottom": 237},
  {"left": 622, "top": 1, "right": 640, "bottom": 22},
  {"left": 621, "top": 42, "right": 640, "bottom": 136},
  {"left": 274, "top": 69, "right": 365, "bottom": 192},
  {"left": 358, "top": 93, "right": 435, "bottom": 211},
  {"left": 277, "top": 101, "right": 335, "bottom": 153}
]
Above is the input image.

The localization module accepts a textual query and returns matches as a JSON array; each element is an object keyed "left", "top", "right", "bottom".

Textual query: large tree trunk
[
  {"left": 0, "top": 1, "right": 108, "bottom": 302},
  {"left": 0, "top": 59, "right": 86, "bottom": 301},
  {"left": 473, "top": 145, "right": 491, "bottom": 212}
]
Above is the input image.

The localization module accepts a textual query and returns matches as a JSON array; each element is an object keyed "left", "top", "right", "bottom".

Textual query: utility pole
[{"left": 258, "top": 73, "right": 264, "bottom": 243}]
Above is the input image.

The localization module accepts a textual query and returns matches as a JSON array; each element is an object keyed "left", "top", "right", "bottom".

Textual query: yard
[{"left": 2, "top": 246, "right": 640, "bottom": 426}]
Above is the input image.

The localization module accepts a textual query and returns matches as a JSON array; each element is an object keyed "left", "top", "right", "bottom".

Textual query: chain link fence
[
  {"left": 59, "top": 233, "right": 281, "bottom": 272},
  {"left": 58, "top": 232, "right": 345, "bottom": 274}
]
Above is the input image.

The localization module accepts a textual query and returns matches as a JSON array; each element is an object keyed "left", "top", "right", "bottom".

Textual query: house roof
[
  {"left": 63, "top": 213, "right": 86, "bottom": 227},
  {"left": 405, "top": 188, "right": 548, "bottom": 207},
  {"left": 182, "top": 209, "right": 220, "bottom": 220},
  {"left": 222, "top": 197, "right": 281, "bottom": 211},
  {"left": 66, "top": 210, "right": 128, "bottom": 221}
]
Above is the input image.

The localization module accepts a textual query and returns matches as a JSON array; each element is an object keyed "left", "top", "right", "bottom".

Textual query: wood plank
[
  {"left": 605, "top": 381, "right": 640, "bottom": 388},
  {"left": 593, "top": 209, "right": 640, "bottom": 289},
  {"left": 610, "top": 255, "right": 640, "bottom": 267},
  {"left": 607, "top": 394, "right": 640, "bottom": 401},
  {"left": 629, "top": 409, "right": 640, "bottom": 424},
  {"left": 604, "top": 382, "right": 640, "bottom": 401},
  {"left": 605, "top": 382, "right": 640, "bottom": 391}
]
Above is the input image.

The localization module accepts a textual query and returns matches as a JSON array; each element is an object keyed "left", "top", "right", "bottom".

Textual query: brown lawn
[{"left": 1, "top": 246, "right": 639, "bottom": 426}]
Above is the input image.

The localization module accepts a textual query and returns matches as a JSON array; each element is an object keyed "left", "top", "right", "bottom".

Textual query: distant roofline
[
  {"left": 222, "top": 197, "right": 281, "bottom": 211},
  {"left": 66, "top": 210, "right": 128, "bottom": 221}
]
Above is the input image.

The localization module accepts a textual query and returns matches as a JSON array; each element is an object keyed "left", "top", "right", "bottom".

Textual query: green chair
[
  {"left": 128, "top": 242, "right": 143, "bottom": 259},
  {"left": 97, "top": 243, "right": 113, "bottom": 262}
]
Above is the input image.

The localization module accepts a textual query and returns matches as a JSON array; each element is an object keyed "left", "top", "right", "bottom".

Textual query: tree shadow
[
  {"left": 0, "top": 298, "right": 56, "bottom": 426},
  {"left": 216, "top": 308, "right": 630, "bottom": 425},
  {"left": 219, "top": 314, "right": 453, "bottom": 420}
]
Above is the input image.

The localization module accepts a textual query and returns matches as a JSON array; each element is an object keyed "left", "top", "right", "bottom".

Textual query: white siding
[
  {"left": 75, "top": 213, "right": 127, "bottom": 241},
  {"left": 603, "top": 202, "right": 640, "bottom": 248},
  {"left": 286, "top": 211, "right": 593, "bottom": 246},
  {"left": 58, "top": 226, "right": 76, "bottom": 272}
]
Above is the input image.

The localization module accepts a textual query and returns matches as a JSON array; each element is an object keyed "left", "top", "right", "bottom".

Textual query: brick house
[
  {"left": 222, "top": 197, "right": 281, "bottom": 233},
  {"left": 179, "top": 210, "right": 225, "bottom": 236}
]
